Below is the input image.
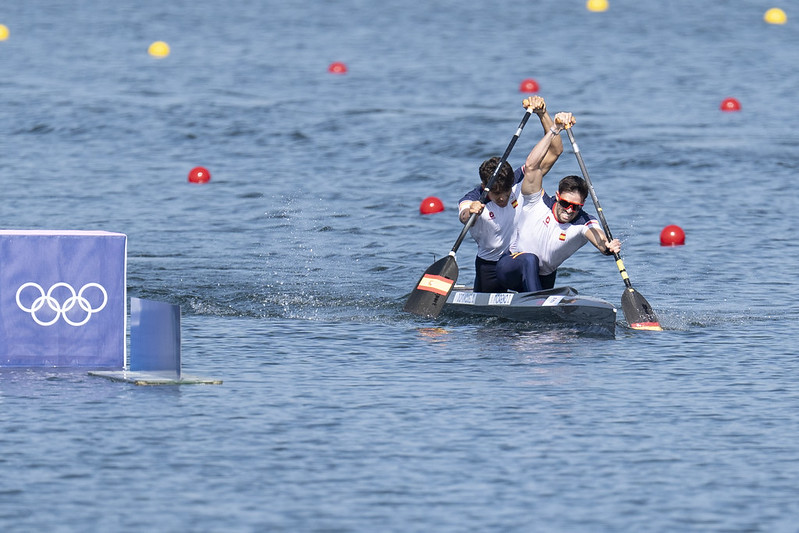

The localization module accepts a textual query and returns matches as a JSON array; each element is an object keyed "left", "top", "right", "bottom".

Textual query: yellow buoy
[
  {"left": 586, "top": 0, "right": 609, "bottom": 12},
  {"left": 0, "top": 24, "right": 9, "bottom": 41},
  {"left": 148, "top": 41, "right": 170, "bottom": 57},
  {"left": 764, "top": 8, "right": 787, "bottom": 24}
]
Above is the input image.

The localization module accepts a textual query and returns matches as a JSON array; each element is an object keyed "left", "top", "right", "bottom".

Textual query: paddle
[
  {"left": 564, "top": 127, "right": 663, "bottom": 331},
  {"left": 404, "top": 107, "right": 535, "bottom": 318}
]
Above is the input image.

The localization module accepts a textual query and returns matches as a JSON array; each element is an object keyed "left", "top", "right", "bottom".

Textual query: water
[{"left": 2, "top": 0, "right": 799, "bottom": 531}]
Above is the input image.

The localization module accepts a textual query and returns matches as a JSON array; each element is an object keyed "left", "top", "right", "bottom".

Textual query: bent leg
[
  {"left": 474, "top": 256, "right": 504, "bottom": 293},
  {"left": 539, "top": 270, "right": 557, "bottom": 290},
  {"left": 496, "top": 252, "right": 543, "bottom": 292}
]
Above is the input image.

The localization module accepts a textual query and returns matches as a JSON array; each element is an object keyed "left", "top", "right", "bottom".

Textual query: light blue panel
[{"left": 129, "top": 297, "right": 180, "bottom": 376}]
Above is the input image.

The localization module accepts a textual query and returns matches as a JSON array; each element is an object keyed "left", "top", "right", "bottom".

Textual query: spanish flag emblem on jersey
[
  {"left": 512, "top": 198, "right": 518, "bottom": 208},
  {"left": 559, "top": 232, "right": 567, "bottom": 241}
]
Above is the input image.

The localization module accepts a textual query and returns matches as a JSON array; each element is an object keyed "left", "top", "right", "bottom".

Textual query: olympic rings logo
[{"left": 15, "top": 282, "right": 108, "bottom": 327}]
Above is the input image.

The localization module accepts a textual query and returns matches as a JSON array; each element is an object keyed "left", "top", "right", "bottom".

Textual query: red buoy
[
  {"left": 188, "top": 166, "right": 211, "bottom": 184},
  {"left": 519, "top": 78, "right": 539, "bottom": 93},
  {"left": 720, "top": 97, "right": 741, "bottom": 112},
  {"left": 328, "top": 62, "right": 348, "bottom": 74},
  {"left": 420, "top": 196, "right": 444, "bottom": 215},
  {"left": 660, "top": 225, "right": 685, "bottom": 246}
]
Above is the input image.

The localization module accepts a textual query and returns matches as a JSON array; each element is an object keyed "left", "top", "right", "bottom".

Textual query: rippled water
[{"left": 2, "top": 0, "right": 799, "bottom": 531}]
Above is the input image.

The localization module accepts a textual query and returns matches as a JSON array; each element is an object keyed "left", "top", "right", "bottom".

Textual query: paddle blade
[
  {"left": 404, "top": 255, "right": 459, "bottom": 318},
  {"left": 621, "top": 288, "right": 662, "bottom": 331}
]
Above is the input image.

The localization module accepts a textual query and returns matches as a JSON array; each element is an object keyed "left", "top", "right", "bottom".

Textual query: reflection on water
[{"left": 415, "top": 327, "right": 453, "bottom": 343}]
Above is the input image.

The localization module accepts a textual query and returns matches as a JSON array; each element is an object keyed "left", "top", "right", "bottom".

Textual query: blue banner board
[{"left": 0, "top": 230, "right": 127, "bottom": 367}]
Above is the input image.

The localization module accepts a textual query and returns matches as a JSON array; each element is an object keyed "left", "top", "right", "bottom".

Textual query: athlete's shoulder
[
  {"left": 514, "top": 166, "right": 524, "bottom": 184},
  {"left": 574, "top": 210, "right": 598, "bottom": 227},
  {"left": 459, "top": 184, "right": 482, "bottom": 204}
]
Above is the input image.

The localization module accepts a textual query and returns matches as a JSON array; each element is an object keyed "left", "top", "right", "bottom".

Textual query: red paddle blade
[
  {"left": 404, "top": 255, "right": 458, "bottom": 318},
  {"left": 622, "top": 288, "right": 662, "bottom": 331}
]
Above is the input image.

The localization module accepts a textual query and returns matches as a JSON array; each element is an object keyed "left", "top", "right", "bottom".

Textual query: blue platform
[
  {"left": 89, "top": 297, "right": 221, "bottom": 386},
  {"left": 0, "top": 230, "right": 220, "bottom": 384}
]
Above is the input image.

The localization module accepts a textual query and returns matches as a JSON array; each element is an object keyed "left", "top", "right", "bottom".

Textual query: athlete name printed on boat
[
  {"left": 488, "top": 293, "right": 514, "bottom": 306},
  {"left": 542, "top": 295, "right": 564, "bottom": 306},
  {"left": 452, "top": 292, "right": 477, "bottom": 305}
]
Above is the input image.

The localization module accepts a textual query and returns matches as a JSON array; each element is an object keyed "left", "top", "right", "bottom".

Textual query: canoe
[{"left": 443, "top": 286, "right": 617, "bottom": 335}]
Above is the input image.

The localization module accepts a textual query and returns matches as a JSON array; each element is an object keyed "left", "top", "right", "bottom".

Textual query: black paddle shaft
[
  {"left": 565, "top": 127, "right": 661, "bottom": 330},
  {"left": 565, "top": 127, "right": 633, "bottom": 290},
  {"left": 449, "top": 108, "right": 534, "bottom": 255}
]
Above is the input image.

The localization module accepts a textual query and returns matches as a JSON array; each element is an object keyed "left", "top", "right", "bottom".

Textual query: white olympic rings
[{"left": 15, "top": 282, "right": 108, "bottom": 327}]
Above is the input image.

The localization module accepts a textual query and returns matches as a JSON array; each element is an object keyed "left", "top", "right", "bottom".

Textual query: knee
[{"left": 512, "top": 253, "right": 539, "bottom": 271}]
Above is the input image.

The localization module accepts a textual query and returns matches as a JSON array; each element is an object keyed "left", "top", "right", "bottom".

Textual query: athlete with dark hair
[{"left": 457, "top": 96, "right": 563, "bottom": 292}]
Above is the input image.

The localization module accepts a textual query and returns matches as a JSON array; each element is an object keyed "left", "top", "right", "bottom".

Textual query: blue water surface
[{"left": 2, "top": 1, "right": 799, "bottom": 531}]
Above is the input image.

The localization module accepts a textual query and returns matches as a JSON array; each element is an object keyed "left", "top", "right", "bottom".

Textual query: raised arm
[
  {"left": 524, "top": 96, "right": 564, "bottom": 175},
  {"left": 521, "top": 111, "right": 576, "bottom": 195}
]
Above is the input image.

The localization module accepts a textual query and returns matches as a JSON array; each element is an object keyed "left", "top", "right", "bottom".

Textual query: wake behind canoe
[{"left": 443, "top": 286, "right": 617, "bottom": 336}]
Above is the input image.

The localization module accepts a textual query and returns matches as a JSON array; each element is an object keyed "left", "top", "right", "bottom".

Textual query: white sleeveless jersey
[
  {"left": 509, "top": 189, "right": 600, "bottom": 275},
  {"left": 459, "top": 182, "right": 523, "bottom": 262}
]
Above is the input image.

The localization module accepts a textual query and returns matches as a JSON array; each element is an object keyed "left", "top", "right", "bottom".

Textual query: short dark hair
[
  {"left": 478, "top": 157, "right": 515, "bottom": 193},
  {"left": 558, "top": 175, "right": 589, "bottom": 201}
]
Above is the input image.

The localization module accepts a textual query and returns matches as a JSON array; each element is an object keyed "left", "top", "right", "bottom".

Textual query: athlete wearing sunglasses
[
  {"left": 556, "top": 192, "right": 583, "bottom": 212},
  {"left": 495, "top": 112, "right": 621, "bottom": 293}
]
